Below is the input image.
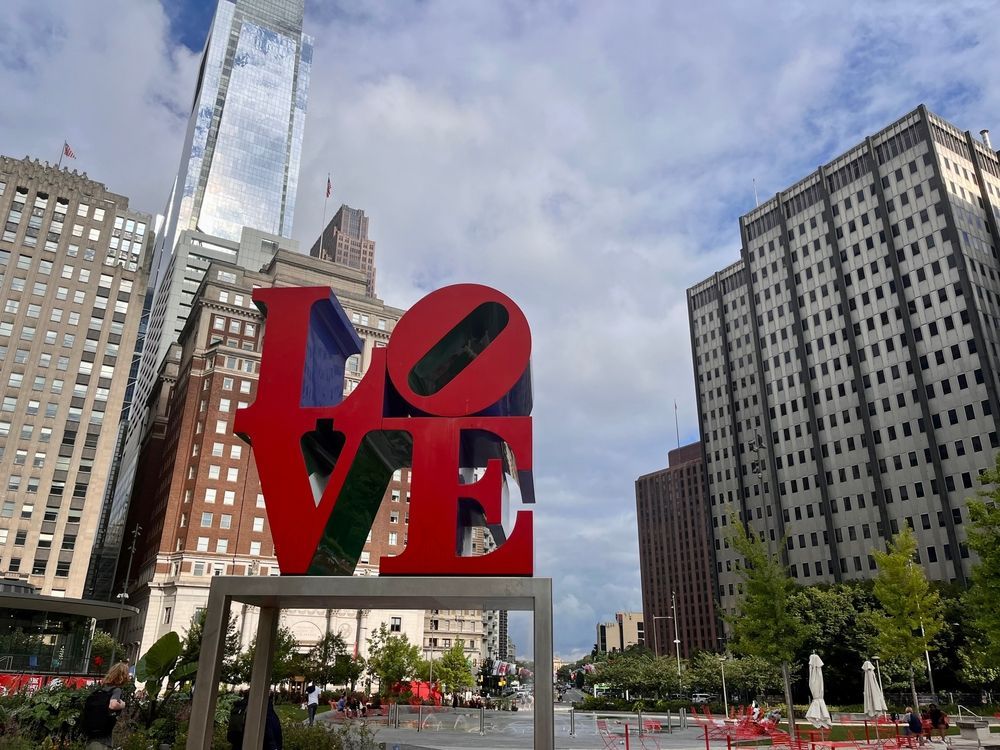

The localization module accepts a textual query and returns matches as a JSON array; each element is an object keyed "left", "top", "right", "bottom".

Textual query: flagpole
[
  {"left": 57, "top": 141, "right": 65, "bottom": 170},
  {"left": 320, "top": 173, "right": 330, "bottom": 258}
]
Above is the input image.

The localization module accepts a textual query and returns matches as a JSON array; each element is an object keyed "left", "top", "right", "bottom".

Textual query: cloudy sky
[{"left": 3, "top": 0, "right": 1000, "bottom": 660}]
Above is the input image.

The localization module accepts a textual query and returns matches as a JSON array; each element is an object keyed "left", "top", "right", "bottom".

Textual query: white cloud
[{"left": 3, "top": 0, "right": 1000, "bottom": 659}]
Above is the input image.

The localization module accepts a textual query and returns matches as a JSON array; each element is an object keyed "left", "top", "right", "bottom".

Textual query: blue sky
[{"left": 2, "top": 0, "right": 1000, "bottom": 661}]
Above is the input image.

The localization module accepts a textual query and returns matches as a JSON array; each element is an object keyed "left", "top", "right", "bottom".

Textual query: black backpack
[
  {"left": 227, "top": 699, "right": 248, "bottom": 741},
  {"left": 82, "top": 687, "right": 117, "bottom": 738}
]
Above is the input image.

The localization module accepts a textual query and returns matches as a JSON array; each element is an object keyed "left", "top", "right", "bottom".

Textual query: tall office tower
[
  {"left": 93, "top": 0, "right": 314, "bottom": 599},
  {"left": 635, "top": 442, "right": 719, "bottom": 657},
  {"left": 688, "top": 105, "right": 1000, "bottom": 616},
  {"left": 0, "top": 156, "right": 151, "bottom": 598},
  {"left": 159, "top": 0, "right": 312, "bottom": 262},
  {"left": 309, "top": 205, "right": 377, "bottom": 297},
  {"left": 595, "top": 612, "right": 644, "bottom": 654},
  {"left": 115, "top": 245, "right": 416, "bottom": 658}
]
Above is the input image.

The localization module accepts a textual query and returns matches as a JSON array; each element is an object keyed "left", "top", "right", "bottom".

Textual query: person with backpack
[
  {"left": 82, "top": 662, "right": 129, "bottom": 749},
  {"left": 227, "top": 691, "right": 249, "bottom": 750}
]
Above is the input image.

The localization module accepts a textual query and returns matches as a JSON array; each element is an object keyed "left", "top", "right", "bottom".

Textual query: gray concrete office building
[{"left": 688, "top": 105, "right": 1000, "bottom": 616}]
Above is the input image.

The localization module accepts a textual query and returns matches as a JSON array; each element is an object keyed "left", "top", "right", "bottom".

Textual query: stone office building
[
  {"left": 688, "top": 105, "right": 1000, "bottom": 615},
  {"left": 0, "top": 156, "right": 151, "bottom": 598}
]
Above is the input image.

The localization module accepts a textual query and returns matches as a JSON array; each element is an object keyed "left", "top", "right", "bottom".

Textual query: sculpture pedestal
[{"left": 186, "top": 575, "right": 553, "bottom": 750}]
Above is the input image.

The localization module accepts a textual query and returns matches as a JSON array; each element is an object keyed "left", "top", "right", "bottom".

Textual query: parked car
[{"left": 691, "top": 693, "right": 712, "bottom": 704}]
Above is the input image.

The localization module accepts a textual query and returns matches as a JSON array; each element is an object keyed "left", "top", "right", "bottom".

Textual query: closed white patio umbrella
[
  {"left": 806, "top": 653, "right": 832, "bottom": 728},
  {"left": 863, "top": 659, "right": 888, "bottom": 717}
]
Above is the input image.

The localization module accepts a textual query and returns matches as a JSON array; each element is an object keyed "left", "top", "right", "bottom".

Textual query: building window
[
  {"left": 163, "top": 607, "right": 172, "bottom": 624},
  {"left": 390, "top": 617, "right": 402, "bottom": 632},
  {"left": 201, "top": 512, "right": 213, "bottom": 528},
  {"left": 252, "top": 517, "right": 264, "bottom": 532},
  {"left": 216, "top": 539, "right": 228, "bottom": 553},
  {"left": 249, "top": 541, "right": 262, "bottom": 556},
  {"left": 196, "top": 537, "right": 209, "bottom": 552},
  {"left": 389, "top": 532, "right": 398, "bottom": 546}
]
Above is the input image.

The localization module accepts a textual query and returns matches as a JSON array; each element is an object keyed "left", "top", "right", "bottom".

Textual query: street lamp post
[
  {"left": 110, "top": 524, "right": 141, "bottom": 666},
  {"left": 919, "top": 620, "right": 936, "bottom": 699},
  {"left": 650, "top": 615, "right": 672, "bottom": 658},
  {"left": 671, "top": 591, "right": 681, "bottom": 680},
  {"left": 872, "top": 655, "right": 884, "bottom": 696},
  {"left": 720, "top": 656, "right": 728, "bottom": 718}
]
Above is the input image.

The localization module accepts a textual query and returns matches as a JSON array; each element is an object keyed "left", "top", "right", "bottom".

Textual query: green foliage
[
  {"left": 178, "top": 608, "right": 243, "bottom": 684},
  {"left": 234, "top": 624, "right": 303, "bottom": 683},
  {"left": 89, "top": 630, "right": 126, "bottom": 669},
  {"left": 334, "top": 654, "right": 366, "bottom": 692},
  {"left": 687, "top": 651, "right": 783, "bottom": 699},
  {"left": 281, "top": 719, "right": 379, "bottom": 750},
  {"left": 728, "top": 523, "right": 807, "bottom": 664},
  {"left": 787, "top": 582, "right": 879, "bottom": 704},
  {"left": 869, "top": 527, "right": 944, "bottom": 706},
  {"left": 308, "top": 631, "right": 348, "bottom": 685},
  {"left": 870, "top": 528, "right": 944, "bottom": 664},
  {"left": 136, "top": 631, "right": 184, "bottom": 693},
  {"left": 9, "top": 685, "right": 86, "bottom": 740},
  {"left": 966, "top": 455, "right": 1000, "bottom": 667},
  {"left": 433, "top": 640, "right": 475, "bottom": 695},
  {"left": 366, "top": 623, "right": 421, "bottom": 695}
]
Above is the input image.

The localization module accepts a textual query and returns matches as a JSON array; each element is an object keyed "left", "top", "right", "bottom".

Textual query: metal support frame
[{"left": 187, "top": 575, "right": 554, "bottom": 750}]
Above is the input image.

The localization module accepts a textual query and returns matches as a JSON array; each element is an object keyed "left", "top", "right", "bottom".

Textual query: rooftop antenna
[
  {"left": 753, "top": 178, "right": 760, "bottom": 207},
  {"left": 674, "top": 400, "right": 680, "bottom": 449},
  {"left": 982, "top": 130, "right": 993, "bottom": 151}
]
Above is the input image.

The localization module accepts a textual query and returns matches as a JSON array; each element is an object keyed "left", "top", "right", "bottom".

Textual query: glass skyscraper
[
  {"left": 86, "top": 0, "right": 312, "bottom": 600},
  {"left": 159, "top": 0, "right": 311, "bottom": 267}
]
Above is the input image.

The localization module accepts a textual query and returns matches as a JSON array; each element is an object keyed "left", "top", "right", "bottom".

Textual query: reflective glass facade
[
  {"left": 87, "top": 0, "right": 311, "bottom": 601},
  {"left": 161, "top": 0, "right": 311, "bottom": 261}
]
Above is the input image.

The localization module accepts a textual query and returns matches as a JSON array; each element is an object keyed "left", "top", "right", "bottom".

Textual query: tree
[
  {"left": 966, "top": 454, "right": 1000, "bottom": 666},
  {"left": 729, "top": 523, "right": 806, "bottom": 738},
  {"left": 788, "top": 582, "right": 880, "bottom": 704},
  {"left": 178, "top": 608, "right": 242, "bottom": 684},
  {"left": 234, "top": 625, "right": 303, "bottom": 684},
  {"left": 434, "top": 640, "right": 475, "bottom": 696},
  {"left": 89, "top": 630, "right": 126, "bottom": 670},
  {"left": 869, "top": 527, "right": 944, "bottom": 708},
  {"left": 333, "top": 654, "right": 366, "bottom": 692},
  {"left": 366, "top": 623, "right": 421, "bottom": 695},
  {"left": 308, "top": 631, "right": 348, "bottom": 686}
]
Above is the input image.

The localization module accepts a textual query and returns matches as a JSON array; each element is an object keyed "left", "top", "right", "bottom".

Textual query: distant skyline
[{"left": 2, "top": 0, "right": 1000, "bottom": 659}]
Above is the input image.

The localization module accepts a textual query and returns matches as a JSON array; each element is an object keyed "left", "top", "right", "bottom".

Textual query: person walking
[
  {"left": 82, "top": 662, "right": 130, "bottom": 750},
  {"left": 306, "top": 682, "right": 319, "bottom": 726}
]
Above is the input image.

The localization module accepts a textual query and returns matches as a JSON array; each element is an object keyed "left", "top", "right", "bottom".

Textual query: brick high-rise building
[
  {"left": 636, "top": 442, "right": 719, "bottom": 657},
  {"left": 309, "top": 205, "right": 377, "bottom": 297},
  {"left": 688, "top": 105, "right": 1000, "bottom": 616},
  {"left": 117, "top": 245, "right": 419, "bottom": 658},
  {"left": 0, "top": 156, "right": 151, "bottom": 597}
]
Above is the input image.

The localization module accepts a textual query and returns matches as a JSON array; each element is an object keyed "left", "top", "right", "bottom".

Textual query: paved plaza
[{"left": 320, "top": 707, "right": 711, "bottom": 750}]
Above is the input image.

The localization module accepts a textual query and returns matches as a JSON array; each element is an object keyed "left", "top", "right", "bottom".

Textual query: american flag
[
  {"left": 63, "top": 142, "right": 76, "bottom": 159},
  {"left": 326, "top": 175, "right": 332, "bottom": 198}
]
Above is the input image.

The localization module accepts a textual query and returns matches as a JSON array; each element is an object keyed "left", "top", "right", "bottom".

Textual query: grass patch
[{"left": 275, "top": 703, "right": 331, "bottom": 722}]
